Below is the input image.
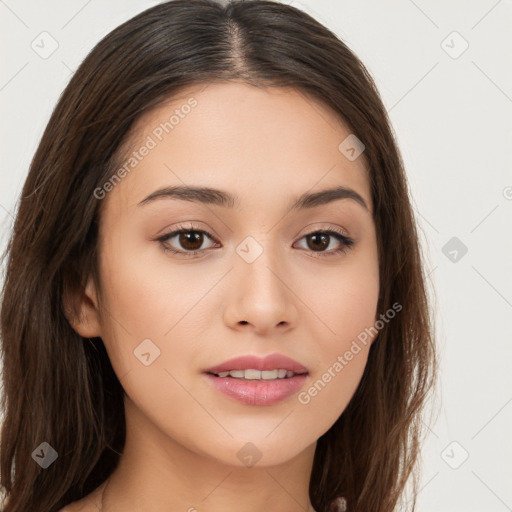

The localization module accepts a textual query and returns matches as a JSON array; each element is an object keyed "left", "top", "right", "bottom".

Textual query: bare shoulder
[
  {"left": 57, "top": 502, "right": 89, "bottom": 512},
  {"left": 57, "top": 483, "right": 106, "bottom": 512},
  {"left": 57, "top": 499, "right": 95, "bottom": 512}
]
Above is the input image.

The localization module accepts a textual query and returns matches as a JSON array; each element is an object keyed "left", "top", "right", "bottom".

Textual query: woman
[{"left": 0, "top": 1, "right": 437, "bottom": 511}]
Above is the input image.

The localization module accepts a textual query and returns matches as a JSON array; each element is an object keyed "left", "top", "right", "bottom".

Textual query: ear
[{"left": 63, "top": 274, "right": 102, "bottom": 338}]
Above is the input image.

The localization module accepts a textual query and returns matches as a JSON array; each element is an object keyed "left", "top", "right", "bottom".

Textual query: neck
[{"left": 98, "top": 395, "right": 318, "bottom": 512}]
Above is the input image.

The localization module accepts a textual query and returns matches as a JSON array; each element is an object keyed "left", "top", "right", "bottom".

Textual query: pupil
[
  {"left": 180, "top": 231, "right": 202, "bottom": 250},
  {"left": 309, "top": 233, "right": 328, "bottom": 251}
]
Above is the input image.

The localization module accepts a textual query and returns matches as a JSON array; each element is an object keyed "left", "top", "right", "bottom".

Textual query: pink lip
[
  {"left": 204, "top": 352, "right": 308, "bottom": 374},
  {"left": 204, "top": 373, "right": 308, "bottom": 406},
  {"left": 203, "top": 352, "right": 309, "bottom": 406}
]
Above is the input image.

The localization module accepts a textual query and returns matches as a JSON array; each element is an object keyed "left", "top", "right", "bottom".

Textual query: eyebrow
[{"left": 138, "top": 185, "right": 370, "bottom": 213}]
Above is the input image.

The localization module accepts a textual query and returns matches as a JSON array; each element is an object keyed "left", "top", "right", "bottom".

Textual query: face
[{"left": 79, "top": 81, "right": 380, "bottom": 468}]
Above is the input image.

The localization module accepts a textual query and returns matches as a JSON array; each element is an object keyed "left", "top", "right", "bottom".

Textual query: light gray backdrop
[{"left": 0, "top": 1, "right": 511, "bottom": 511}]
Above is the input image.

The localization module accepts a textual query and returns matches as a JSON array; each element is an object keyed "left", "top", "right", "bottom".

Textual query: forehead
[{"left": 104, "top": 81, "right": 372, "bottom": 216}]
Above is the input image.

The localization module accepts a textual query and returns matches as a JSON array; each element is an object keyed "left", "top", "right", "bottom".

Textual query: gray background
[{"left": 1, "top": 1, "right": 511, "bottom": 510}]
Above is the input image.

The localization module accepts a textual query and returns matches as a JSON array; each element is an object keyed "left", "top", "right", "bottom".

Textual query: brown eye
[
  {"left": 294, "top": 229, "right": 355, "bottom": 258},
  {"left": 176, "top": 231, "right": 204, "bottom": 251},
  {"left": 305, "top": 232, "right": 330, "bottom": 252},
  {"left": 157, "top": 226, "right": 218, "bottom": 257},
  {"left": 156, "top": 225, "right": 354, "bottom": 259}
]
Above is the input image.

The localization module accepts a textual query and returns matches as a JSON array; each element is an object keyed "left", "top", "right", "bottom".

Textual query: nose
[{"left": 223, "top": 241, "right": 298, "bottom": 335}]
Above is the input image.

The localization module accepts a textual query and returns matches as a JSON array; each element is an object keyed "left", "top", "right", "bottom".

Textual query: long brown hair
[{"left": 0, "top": 1, "right": 437, "bottom": 511}]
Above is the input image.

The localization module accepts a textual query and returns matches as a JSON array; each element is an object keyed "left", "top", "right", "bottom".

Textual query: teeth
[
  {"left": 227, "top": 370, "right": 245, "bottom": 378},
  {"left": 215, "top": 369, "right": 301, "bottom": 380}
]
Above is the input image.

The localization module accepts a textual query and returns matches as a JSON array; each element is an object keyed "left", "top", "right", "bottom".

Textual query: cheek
[
  {"left": 294, "top": 343, "right": 370, "bottom": 443},
  {"left": 291, "top": 249, "right": 378, "bottom": 425},
  {"left": 295, "top": 241, "right": 380, "bottom": 347},
  {"left": 99, "top": 223, "right": 194, "bottom": 331},
  {"left": 96, "top": 245, "right": 207, "bottom": 431},
  {"left": 96, "top": 231, "right": 226, "bottom": 388},
  {"left": 95, "top": 234, "right": 180, "bottom": 376}
]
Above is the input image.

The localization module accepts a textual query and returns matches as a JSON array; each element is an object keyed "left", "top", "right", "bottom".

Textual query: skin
[{"left": 63, "top": 81, "right": 380, "bottom": 512}]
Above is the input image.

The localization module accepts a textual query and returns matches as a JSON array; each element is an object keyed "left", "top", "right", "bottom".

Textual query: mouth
[
  {"left": 207, "top": 368, "right": 308, "bottom": 380},
  {"left": 203, "top": 352, "right": 309, "bottom": 405}
]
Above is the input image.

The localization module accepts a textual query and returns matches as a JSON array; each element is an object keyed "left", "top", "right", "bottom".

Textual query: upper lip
[{"left": 204, "top": 352, "right": 309, "bottom": 375}]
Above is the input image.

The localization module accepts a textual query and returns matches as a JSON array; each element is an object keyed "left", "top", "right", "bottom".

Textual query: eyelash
[{"left": 155, "top": 223, "right": 355, "bottom": 259}]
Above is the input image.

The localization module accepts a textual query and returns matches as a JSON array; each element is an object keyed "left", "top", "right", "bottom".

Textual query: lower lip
[{"left": 204, "top": 373, "right": 308, "bottom": 405}]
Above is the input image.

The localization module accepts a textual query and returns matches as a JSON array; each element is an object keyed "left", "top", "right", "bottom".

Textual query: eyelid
[{"left": 295, "top": 222, "right": 351, "bottom": 239}]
